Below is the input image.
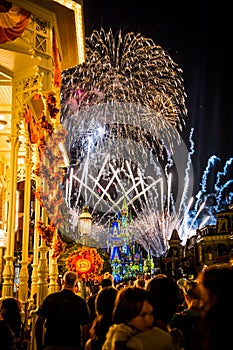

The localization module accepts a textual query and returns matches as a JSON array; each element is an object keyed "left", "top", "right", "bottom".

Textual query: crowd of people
[{"left": 0, "top": 262, "right": 233, "bottom": 350}]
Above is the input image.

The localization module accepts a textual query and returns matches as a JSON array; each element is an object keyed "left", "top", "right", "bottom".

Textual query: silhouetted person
[
  {"left": 85, "top": 286, "right": 118, "bottom": 350},
  {"left": 87, "top": 277, "right": 113, "bottom": 322},
  {"left": 134, "top": 279, "right": 146, "bottom": 289},
  {"left": 196, "top": 263, "right": 233, "bottom": 350},
  {"left": 35, "top": 271, "right": 91, "bottom": 350},
  {"left": 0, "top": 297, "right": 22, "bottom": 350},
  {"left": 170, "top": 281, "right": 202, "bottom": 350},
  {"left": 146, "top": 274, "right": 182, "bottom": 331}
]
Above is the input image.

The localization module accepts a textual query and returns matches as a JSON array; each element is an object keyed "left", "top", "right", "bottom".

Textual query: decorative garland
[
  {"left": 31, "top": 91, "right": 67, "bottom": 258},
  {"left": 66, "top": 246, "right": 104, "bottom": 281},
  {"left": 52, "top": 235, "right": 65, "bottom": 259},
  {"left": 46, "top": 91, "right": 60, "bottom": 118},
  {"left": 37, "top": 220, "right": 56, "bottom": 244}
]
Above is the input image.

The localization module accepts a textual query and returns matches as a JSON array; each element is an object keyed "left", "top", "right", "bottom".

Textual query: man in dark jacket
[{"left": 35, "top": 271, "right": 91, "bottom": 350}]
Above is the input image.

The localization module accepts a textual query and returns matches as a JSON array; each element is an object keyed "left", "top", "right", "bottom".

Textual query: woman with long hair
[{"left": 85, "top": 286, "right": 118, "bottom": 350}]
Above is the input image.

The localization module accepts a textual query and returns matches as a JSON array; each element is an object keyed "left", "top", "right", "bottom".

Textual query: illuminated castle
[{"left": 107, "top": 198, "right": 145, "bottom": 282}]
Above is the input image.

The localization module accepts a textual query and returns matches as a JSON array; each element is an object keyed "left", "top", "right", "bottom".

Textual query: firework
[
  {"left": 57, "top": 28, "right": 192, "bottom": 248},
  {"left": 61, "top": 28, "right": 187, "bottom": 134},
  {"left": 57, "top": 29, "right": 231, "bottom": 256}
]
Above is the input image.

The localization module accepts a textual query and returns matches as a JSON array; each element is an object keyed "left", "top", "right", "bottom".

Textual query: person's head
[
  {"left": 112, "top": 286, "right": 154, "bottom": 332},
  {"left": 116, "top": 282, "right": 124, "bottom": 291},
  {"left": 0, "top": 297, "right": 21, "bottom": 319},
  {"left": 100, "top": 278, "right": 113, "bottom": 289},
  {"left": 95, "top": 286, "right": 118, "bottom": 316},
  {"left": 147, "top": 275, "right": 181, "bottom": 326},
  {"left": 134, "top": 279, "right": 146, "bottom": 289},
  {"left": 89, "top": 286, "right": 118, "bottom": 342},
  {"left": 63, "top": 271, "right": 78, "bottom": 289},
  {"left": 144, "top": 273, "right": 151, "bottom": 281},
  {"left": 91, "top": 280, "right": 100, "bottom": 295},
  {"left": 0, "top": 297, "right": 22, "bottom": 336},
  {"left": 103, "top": 272, "right": 114, "bottom": 284},
  {"left": 136, "top": 274, "right": 143, "bottom": 280},
  {"left": 183, "top": 281, "right": 202, "bottom": 309},
  {"left": 197, "top": 263, "right": 233, "bottom": 309}
]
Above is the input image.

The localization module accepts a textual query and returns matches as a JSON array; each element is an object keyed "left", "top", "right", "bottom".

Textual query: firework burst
[
  {"left": 58, "top": 29, "right": 192, "bottom": 247},
  {"left": 61, "top": 28, "right": 187, "bottom": 134}
]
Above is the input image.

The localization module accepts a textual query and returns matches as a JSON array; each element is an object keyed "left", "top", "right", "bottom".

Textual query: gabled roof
[{"left": 169, "top": 229, "right": 181, "bottom": 242}]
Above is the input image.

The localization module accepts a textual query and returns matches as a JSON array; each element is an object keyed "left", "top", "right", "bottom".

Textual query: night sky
[{"left": 83, "top": 0, "right": 233, "bottom": 197}]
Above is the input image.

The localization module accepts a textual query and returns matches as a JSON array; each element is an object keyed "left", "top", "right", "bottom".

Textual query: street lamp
[
  {"left": 78, "top": 205, "right": 92, "bottom": 246},
  {"left": 78, "top": 206, "right": 92, "bottom": 299},
  {"left": 0, "top": 228, "right": 7, "bottom": 287}
]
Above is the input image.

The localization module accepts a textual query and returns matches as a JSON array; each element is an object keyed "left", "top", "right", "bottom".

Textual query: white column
[
  {"left": 18, "top": 142, "right": 32, "bottom": 303},
  {"left": 2, "top": 131, "right": 20, "bottom": 297},
  {"left": 48, "top": 228, "right": 59, "bottom": 294},
  {"left": 37, "top": 208, "right": 49, "bottom": 306},
  {"left": 30, "top": 176, "right": 41, "bottom": 302}
]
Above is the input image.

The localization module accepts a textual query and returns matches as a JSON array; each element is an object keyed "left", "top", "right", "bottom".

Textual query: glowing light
[
  {"left": 199, "top": 216, "right": 210, "bottom": 229},
  {"left": 0, "top": 120, "right": 7, "bottom": 130}
]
